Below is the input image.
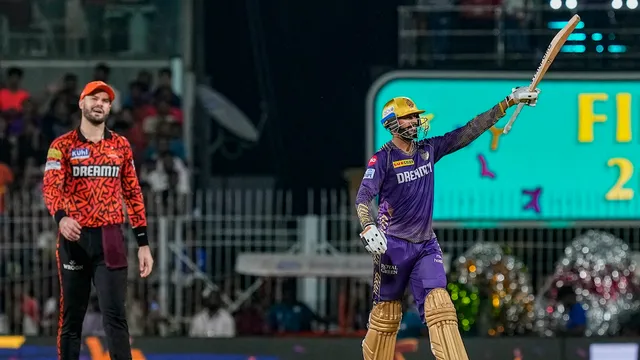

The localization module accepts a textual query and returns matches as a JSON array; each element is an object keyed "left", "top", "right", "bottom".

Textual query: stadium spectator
[
  {"left": 0, "top": 163, "right": 13, "bottom": 216},
  {"left": 20, "top": 157, "right": 43, "bottom": 201},
  {"left": 82, "top": 295, "right": 106, "bottom": 337},
  {"left": 127, "top": 286, "right": 145, "bottom": 337},
  {"left": 267, "top": 288, "right": 327, "bottom": 333},
  {"left": 146, "top": 121, "right": 186, "bottom": 161},
  {"left": 137, "top": 70, "right": 154, "bottom": 94},
  {"left": 0, "top": 116, "right": 12, "bottom": 166},
  {"left": 123, "top": 81, "right": 151, "bottom": 110},
  {"left": 141, "top": 145, "right": 190, "bottom": 211},
  {"left": 154, "top": 68, "right": 181, "bottom": 107},
  {"left": 92, "top": 63, "right": 122, "bottom": 112},
  {"left": 0, "top": 67, "right": 30, "bottom": 113},
  {"left": 142, "top": 99, "right": 181, "bottom": 138},
  {"left": 41, "top": 96, "right": 75, "bottom": 142},
  {"left": 15, "top": 113, "right": 47, "bottom": 170},
  {"left": 557, "top": 285, "right": 587, "bottom": 337},
  {"left": 397, "top": 294, "right": 427, "bottom": 339},
  {"left": 13, "top": 282, "right": 40, "bottom": 335},
  {"left": 457, "top": 0, "right": 502, "bottom": 54},
  {"left": 415, "top": 0, "right": 453, "bottom": 60},
  {"left": 144, "top": 286, "right": 167, "bottom": 336},
  {"left": 41, "top": 284, "right": 58, "bottom": 336},
  {"left": 42, "top": 73, "right": 80, "bottom": 117},
  {"left": 7, "top": 97, "right": 39, "bottom": 137},
  {"left": 234, "top": 294, "right": 267, "bottom": 335},
  {"left": 189, "top": 291, "right": 236, "bottom": 338},
  {"left": 502, "top": 0, "right": 532, "bottom": 53},
  {"left": 154, "top": 87, "right": 183, "bottom": 121}
]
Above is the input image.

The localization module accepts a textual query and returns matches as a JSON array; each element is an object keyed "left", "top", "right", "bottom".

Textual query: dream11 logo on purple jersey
[{"left": 396, "top": 163, "right": 432, "bottom": 184}]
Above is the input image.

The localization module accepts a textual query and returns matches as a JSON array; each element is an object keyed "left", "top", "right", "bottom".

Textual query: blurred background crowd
[
  {"left": 0, "top": 64, "right": 186, "bottom": 201},
  {"left": 0, "top": 0, "right": 639, "bottom": 348}
]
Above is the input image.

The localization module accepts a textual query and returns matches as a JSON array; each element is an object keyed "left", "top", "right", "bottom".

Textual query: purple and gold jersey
[{"left": 355, "top": 104, "right": 506, "bottom": 243}]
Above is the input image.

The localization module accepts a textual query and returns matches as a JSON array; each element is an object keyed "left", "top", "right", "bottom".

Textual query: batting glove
[
  {"left": 507, "top": 87, "right": 541, "bottom": 107},
  {"left": 360, "top": 225, "right": 388, "bottom": 255}
]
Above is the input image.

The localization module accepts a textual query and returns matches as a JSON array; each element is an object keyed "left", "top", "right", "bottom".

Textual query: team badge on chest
[{"left": 71, "top": 148, "right": 90, "bottom": 160}]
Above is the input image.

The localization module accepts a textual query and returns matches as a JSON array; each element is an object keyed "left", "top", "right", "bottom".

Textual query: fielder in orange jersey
[{"left": 42, "top": 81, "right": 153, "bottom": 360}]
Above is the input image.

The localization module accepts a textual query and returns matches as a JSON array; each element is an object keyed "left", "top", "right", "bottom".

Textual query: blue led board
[{"left": 367, "top": 72, "right": 640, "bottom": 221}]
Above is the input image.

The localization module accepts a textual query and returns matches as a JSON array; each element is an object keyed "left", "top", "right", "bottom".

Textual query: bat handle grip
[{"left": 503, "top": 103, "right": 524, "bottom": 134}]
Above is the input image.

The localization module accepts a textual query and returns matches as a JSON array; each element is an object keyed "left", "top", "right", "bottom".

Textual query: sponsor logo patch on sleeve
[
  {"left": 47, "top": 148, "right": 62, "bottom": 160},
  {"left": 363, "top": 168, "right": 375, "bottom": 179},
  {"left": 367, "top": 155, "right": 378, "bottom": 167},
  {"left": 44, "top": 160, "right": 61, "bottom": 171}
]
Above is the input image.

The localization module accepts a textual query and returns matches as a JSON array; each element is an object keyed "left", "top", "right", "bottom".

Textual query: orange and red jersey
[{"left": 42, "top": 128, "right": 148, "bottom": 245}]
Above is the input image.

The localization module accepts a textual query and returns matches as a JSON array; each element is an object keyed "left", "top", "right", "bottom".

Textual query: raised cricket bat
[{"left": 503, "top": 14, "right": 581, "bottom": 135}]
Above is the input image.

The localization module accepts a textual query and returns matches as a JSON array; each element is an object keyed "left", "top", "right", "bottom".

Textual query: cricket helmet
[{"left": 381, "top": 97, "right": 433, "bottom": 140}]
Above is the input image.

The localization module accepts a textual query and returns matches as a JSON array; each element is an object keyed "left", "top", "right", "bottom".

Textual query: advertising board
[
  {"left": 367, "top": 71, "right": 640, "bottom": 222},
  {"left": 4, "top": 336, "right": 637, "bottom": 360}
]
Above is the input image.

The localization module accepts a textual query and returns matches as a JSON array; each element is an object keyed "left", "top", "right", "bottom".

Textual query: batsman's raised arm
[{"left": 427, "top": 86, "right": 540, "bottom": 162}]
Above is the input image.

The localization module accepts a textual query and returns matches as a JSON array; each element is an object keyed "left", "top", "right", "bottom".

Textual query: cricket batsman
[
  {"left": 43, "top": 81, "right": 153, "bottom": 360},
  {"left": 356, "top": 87, "right": 540, "bottom": 360}
]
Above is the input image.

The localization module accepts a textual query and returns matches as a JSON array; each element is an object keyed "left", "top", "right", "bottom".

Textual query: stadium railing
[
  {"left": 0, "top": 0, "right": 181, "bottom": 58},
  {"left": 398, "top": 4, "right": 640, "bottom": 69},
  {"left": 1, "top": 188, "right": 639, "bottom": 336}
]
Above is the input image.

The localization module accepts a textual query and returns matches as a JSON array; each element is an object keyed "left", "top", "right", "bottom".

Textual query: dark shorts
[{"left": 372, "top": 234, "right": 447, "bottom": 323}]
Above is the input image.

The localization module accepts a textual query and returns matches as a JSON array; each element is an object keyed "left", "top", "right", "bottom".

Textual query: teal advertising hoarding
[{"left": 367, "top": 71, "right": 640, "bottom": 221}]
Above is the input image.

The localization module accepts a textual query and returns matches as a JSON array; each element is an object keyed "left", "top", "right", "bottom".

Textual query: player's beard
[
  {"left": 392, "top": 123, "right": 419, "bottom": 141},
  {"left": 398, "top": 117, "right": 430, "bottom": 141},
  {"left": 399, "top": 126, "right": 418, "bottom": 140},
  {"left": 82, "top": 106, "right": 108, "bottom": 125}
]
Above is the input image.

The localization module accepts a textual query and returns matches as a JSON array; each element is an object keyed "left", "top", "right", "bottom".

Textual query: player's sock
[
  {"left": 362, "top": 300, "right": 402, "bottom": 360},
  {"left": 424, "top": 288, "right": 469, "bottom": 360}
]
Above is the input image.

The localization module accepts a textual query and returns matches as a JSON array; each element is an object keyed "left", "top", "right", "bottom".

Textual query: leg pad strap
[
  {"left": 362, "top": 301, "right": 402, "bottom": 360},
  {"left": 424, "top": 288, "right": 469, "bottom": 360}
]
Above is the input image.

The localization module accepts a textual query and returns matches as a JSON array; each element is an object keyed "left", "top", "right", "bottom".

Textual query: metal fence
[
  {"left": 0, "top": 0, "right": 182, "bottom": 58},
  {"left": 398, "top": 4, "right": 640, "bottom": 68},
  {"left": 1, "top": 189, "right": 639, "bottom": 336}
]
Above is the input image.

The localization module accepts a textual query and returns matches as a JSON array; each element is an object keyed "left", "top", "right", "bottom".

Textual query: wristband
[
  {"left": 361, "top": 222, "right": 375, "bottom": 231},
  {"left": 132, "top": 226, "right": 149, "bottom": 247},
  {"left": 54, "top": 210, "right": 68, "bottom": 225}
]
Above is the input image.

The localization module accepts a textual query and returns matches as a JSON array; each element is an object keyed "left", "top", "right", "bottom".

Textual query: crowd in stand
[
  {"left": 0, "top": 63, "right": 190, "bottom": 215},
  {"left": 0, "top": 63, "right": 336, "bottom": 338},
  {"left": 0, "top": 62, "right": 194, "bottom": 336}
]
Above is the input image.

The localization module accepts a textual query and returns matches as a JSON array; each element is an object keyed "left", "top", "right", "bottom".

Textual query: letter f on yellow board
[{"left": 578, "top": 93, "right": 608, "bottom": 143}]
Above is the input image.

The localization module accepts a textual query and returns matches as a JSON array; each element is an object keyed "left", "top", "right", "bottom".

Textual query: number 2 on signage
[{"left": 606, "top": 158, "right": 634, "bottom": 201}]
